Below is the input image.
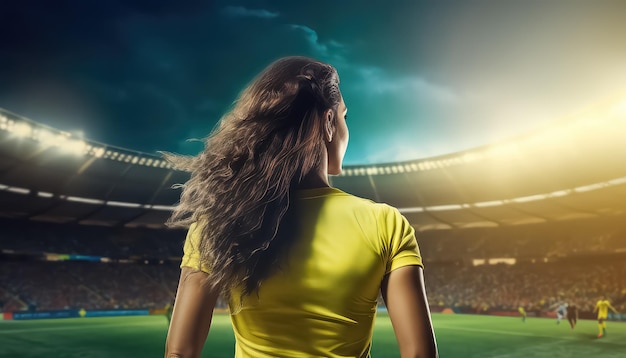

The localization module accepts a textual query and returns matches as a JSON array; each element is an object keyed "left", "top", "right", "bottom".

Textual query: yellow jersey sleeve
[
  {"left": 180, "top": 222, "right": 211, "bottom": 273},
  {"left": 382, "top": 205, "right": 423, "bottom": 273}
]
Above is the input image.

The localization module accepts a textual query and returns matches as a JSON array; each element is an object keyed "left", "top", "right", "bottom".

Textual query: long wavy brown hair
[{"left": 164, "top": 56, "right": 342, "bottom": 300}]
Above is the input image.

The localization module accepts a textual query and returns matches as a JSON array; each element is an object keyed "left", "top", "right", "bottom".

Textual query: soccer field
[{"left": 1, "top": 313, "right": 625, "bottom": 357}]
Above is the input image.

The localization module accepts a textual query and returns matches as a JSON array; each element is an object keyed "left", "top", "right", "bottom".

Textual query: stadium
[{"left": 1, "top": 97, "right": 626, "bottom": 358}]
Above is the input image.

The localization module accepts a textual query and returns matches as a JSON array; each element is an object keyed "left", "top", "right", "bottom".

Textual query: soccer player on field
[
  {"left": 517, "top": 306, "right": 526, "bottom": 323},
  {"left": 566, "top": 302, "right": 578, "bottom": 330},
  {"left": 555, "top": 302, "right": 567, "bottom": 325},
  {"left": 593, "top": 296, "right": 618, "bottom": 338}
]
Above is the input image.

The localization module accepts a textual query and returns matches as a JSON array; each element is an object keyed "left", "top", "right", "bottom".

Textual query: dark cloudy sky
[{"left": 2, "top": 0, "right": 626, "bottom": 164}]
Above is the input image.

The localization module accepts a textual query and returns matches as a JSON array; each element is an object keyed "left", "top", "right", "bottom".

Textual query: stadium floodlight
[
  {"left": 131, "top": 156, "right": 139, "bottom": 164},
  {"left": 472, "top": 259, "right": 486, "bottom": 266},
  {"left": 62, "top": 139, "right": 87, "bottom": 155},
  {"left": 549, "top": 190, "right": 571, "bottom": 197},
  {"left": 462, "top": 152, "right": 481, "bottom": 163},
  {"left": 426, "top": 204, "right": 464, "bottom": 211},
  {"left": 512, "top": 194, "right": 545, "bottom": 203},
  {"left": 67, "top": 196, "right": 105, "bottom": 205},
  {"left": 53, "top": 134, "right": 69, "bottom": 148},
  {"left": 608, "top": 176, "right": 626, "bottom": 186},
  {"left": 37, "top": 192, "right": 54, "bottom": 198},
  {"left": 574, "top": 182, "right": 606, "bottom": 193},
  {"left": 488, "top": 258, "right": 516, "bottom": 265},
  {"left": 474, "top": 200, "right": 505, "bottom": 207},
  {"left": 11, "top": 122, "right": 32, "bottom": 137},
  {"left": 7, "top": 186, "right": 30, "bottom": 195},
  {"left": 151, "top": 204, "right": 175, "bottom": 211},
  {"left": 35, "top": 128, "right": 57, "bottom": 146},
  {"left": 107, "top": 200, "right": 141, "bottom": 208},
  {"left": 399, "top": 207, "right": 425, "bottom": 213},
  {"left": 94, "top": 147, "right": 105, "bottom": 158}
]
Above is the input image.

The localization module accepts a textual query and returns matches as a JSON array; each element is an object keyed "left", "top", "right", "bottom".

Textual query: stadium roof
[{"left": 1, "top": 100, "right": 626, "bottom": 230}]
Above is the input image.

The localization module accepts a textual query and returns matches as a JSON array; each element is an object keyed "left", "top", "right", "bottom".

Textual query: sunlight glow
[
  {"left": 12, "top": 122, "right": 32, "bottom": 137},
  {"left": 62, "top": 139, "right": 87, "bottom": 155}
]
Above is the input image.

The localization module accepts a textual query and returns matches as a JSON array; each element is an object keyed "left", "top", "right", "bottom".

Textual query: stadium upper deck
[{"left": 1, "top": 99, "right": 625, "bottom": 230}]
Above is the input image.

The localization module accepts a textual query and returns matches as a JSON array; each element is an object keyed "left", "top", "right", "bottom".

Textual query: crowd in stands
[
  {"left": 0, "top": 218, "right": 185, "bottom": 259},
  {"left": 2, "top": 258, "right": 624, "bottom": 315},
  {"left": 425, "top": 259, "right": 626, "bottom": 314},
  {"left": 418, "top": 215, "right": 626, "bottom": 262},
  {"left": 0, "top": 260, "right": 180, "bottom": 312},
  {"left": 1, "top": 215, "right": 625, "bottom": 315}
]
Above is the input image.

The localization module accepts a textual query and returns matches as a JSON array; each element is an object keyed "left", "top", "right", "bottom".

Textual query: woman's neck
[{"left": 297, "top": 169, "right": 330, "bottom": 190}]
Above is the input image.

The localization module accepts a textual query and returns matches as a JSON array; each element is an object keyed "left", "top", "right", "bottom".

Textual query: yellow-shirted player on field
[
  {"left": 518, "top": 306, "right": 526, "bottom": 323},
  {"left": 593, "top": 296, "right": 618, "bottom": 338}
]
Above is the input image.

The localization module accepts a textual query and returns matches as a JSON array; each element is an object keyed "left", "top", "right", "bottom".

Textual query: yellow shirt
[
  {"left": 181, "top": 187, "right": 423, "bottom": 357},
  {"left": 596, "top": 300, "right": 611, "bottom": 318}
]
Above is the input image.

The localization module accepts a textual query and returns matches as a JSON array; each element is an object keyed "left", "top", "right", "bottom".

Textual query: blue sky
[{"left": 1, "top": 0, "right": 625, "bottom": 164}]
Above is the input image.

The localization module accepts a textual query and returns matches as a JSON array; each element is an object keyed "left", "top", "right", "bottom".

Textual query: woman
[{"left": 164, "top": 56, "right": 437, "bottom": 358}]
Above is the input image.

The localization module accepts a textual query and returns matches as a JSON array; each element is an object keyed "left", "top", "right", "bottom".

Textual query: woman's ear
[{"left": 324, "top": 109, "right": 335, "bottom": 142}]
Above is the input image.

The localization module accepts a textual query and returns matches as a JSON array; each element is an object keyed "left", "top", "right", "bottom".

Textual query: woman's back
[
  {"left": 183, "top": 187, "right": 421, "bottom": 357},
  {"left": 164, "top": 56, "right": 437, "bottom": 358}
]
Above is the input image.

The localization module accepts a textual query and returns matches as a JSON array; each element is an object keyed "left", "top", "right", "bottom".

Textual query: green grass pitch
[{"left": 1, "top": 313, "right": 625, "bottom": 357}]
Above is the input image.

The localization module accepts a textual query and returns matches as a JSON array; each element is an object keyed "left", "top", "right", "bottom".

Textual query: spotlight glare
[
  {"left": 36, "top": 129, "right": 56, "bottom": 145},
  {"left": 63, "top": 140, "right": 87, "bottom": 155},
  {"left": 13, "top": 122, "right": 33, "bottom": 137}
]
